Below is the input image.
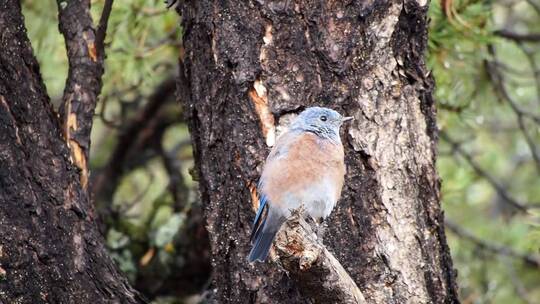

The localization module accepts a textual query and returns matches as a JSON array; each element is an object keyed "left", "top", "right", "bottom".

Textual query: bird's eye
[{"left": 320, "top": 115, "right": 327, "bottom": 122}]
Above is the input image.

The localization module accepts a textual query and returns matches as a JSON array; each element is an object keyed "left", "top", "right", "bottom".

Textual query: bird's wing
[{"left": 249, "top": 131, "right": 301, "bottom": 242}]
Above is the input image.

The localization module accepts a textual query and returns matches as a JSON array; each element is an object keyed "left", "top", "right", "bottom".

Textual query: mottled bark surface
[
  {"left": 0, "top": 1, "right": 143, "bottom": 303},
  {"left": 181, "top": 0, "right": 459, "bottom": 303}
]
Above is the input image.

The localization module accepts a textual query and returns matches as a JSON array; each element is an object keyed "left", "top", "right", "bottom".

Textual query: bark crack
[{"left": 0, "top": 95, "right": 22, "bottom": 146}]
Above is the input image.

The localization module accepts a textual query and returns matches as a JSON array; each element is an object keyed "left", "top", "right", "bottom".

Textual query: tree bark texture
[
  {"left": 181, "top": 0, "right": 459, "bottom": 303},
  {"left": 56, "top": 0, "right": 110, "bottom": 192},
  {"left": 0, "top": 1, "right": 143, "bottom": 303}
]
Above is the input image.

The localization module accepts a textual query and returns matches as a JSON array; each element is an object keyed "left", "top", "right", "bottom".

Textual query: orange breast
[{"left": 260, "top": 132, "right": 345, "bottom": 207}]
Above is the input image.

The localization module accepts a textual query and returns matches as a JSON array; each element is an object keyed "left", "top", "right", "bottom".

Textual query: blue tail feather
[
  {"left": 248, "top": 228, "right": 279, "bottom": 262},
  {"left": 248, "top": 194, "right": 282, "bottom": 262},
  {"left": 250, "top": 194, "right": 268, "bottom": 242}
]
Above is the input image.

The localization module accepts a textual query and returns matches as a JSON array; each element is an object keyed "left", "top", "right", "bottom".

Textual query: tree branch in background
[
  {"left": 158, "top": 139, "right": 191, "bottom": 211},
  {"left": 445, "top": 220, "right": 540, "bottom": 268},
  {"left": 96, "top": 0, "right": 114, "bottom": 53},
  {"left": 516, "top": 43, "right": 540, "bottom": 108},
  {"left": 494, "top": 30, "right": 540, "bottom": 43},
  {"left": 525, "top": 0, "right": 540, "bottom": 16},
  {"left": 90, "top": 69, "right": 209, "bottom": 300},
  {"left": 274, "top": 208, "right": 366, "bottom": 304},
  {"left": 56, "top": 0, "right": 113, "bottom": 190},
  {"left": 92, "top": 77, "right": 178, "bottom": 216},
  {"left": 440, "top": 131, "right": 538, "bottom": 212},
  {"left": 485, "top": 45, "right": 540, "bottom": 173}
]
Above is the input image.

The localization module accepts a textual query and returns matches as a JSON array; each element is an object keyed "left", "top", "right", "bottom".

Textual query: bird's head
[{"left": 290, "top": 107, "right": 353, "bottom": 140}]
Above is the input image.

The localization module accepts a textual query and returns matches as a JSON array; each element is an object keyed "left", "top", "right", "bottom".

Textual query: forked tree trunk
[
  {"left": 0, "top": 1, "right": 143, "bottom": 303},
  {"left": 180, "top": 0, "right": 459, "bottom": 303}
]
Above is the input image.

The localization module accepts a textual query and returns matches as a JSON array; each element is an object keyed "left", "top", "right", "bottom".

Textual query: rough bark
[
  {"left": 57, "top": 0, "right": 111, "bottom": 191},
  {"left": 181, "top": 0, "right": 459, "bottom": 303},
  {"left": 0, "top": 1, "right": 143, "bottom": 303}
]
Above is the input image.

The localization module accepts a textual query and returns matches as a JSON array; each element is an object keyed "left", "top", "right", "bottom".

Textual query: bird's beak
[{"left": 341, "top": 116, "right": 354, "bottom": 123}]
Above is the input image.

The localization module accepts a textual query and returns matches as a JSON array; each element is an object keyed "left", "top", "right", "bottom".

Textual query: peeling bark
[
  {"left": 57, "top": 0, "right": 111, "bottom": 190},
  {"left": 181, "top": 0, "right": 459, "bottom": 303},
  {"left": 0, "top": 1, "right": 143, "bottom": 303}
]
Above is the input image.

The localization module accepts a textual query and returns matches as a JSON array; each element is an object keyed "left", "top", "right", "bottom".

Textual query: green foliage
[
  {"left": 429, "top": 0, "right": 493, "bottom": 123},
  {"left": 23, "top": 0, "right": 68, "bottom": 101},
  {"left": 429, "top": 0, "right": 540, "bottom": 302}
]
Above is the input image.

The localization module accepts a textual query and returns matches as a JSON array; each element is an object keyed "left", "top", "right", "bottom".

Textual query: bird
[{"left": 248, "top": 107, "right": 352, "bottom": 262}]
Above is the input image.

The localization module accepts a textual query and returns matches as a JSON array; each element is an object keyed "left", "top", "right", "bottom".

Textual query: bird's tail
[
  {"left": 248, "top": 201, "right": 284, "bottom": 263},
  {"left": 248, "top": 224, "right": 280, "bottom": 262}
]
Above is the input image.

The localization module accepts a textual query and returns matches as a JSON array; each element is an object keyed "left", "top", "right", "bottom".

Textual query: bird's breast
[{"left": 260, "top": 132, "right": 346, "bottom": 219}]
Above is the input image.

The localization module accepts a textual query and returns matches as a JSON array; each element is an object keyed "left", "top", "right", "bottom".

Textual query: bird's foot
[{"left": 315, "top": 220, "right": 327, "bottom": 241}]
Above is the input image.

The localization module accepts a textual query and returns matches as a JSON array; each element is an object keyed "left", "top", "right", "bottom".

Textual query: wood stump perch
[{"left": 274, "top": 209, "right": 366, "bottom": 304}]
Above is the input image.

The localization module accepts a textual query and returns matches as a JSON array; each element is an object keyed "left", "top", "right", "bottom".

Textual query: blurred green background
[{"left": 21, "top": 0, "right": 540, "bottom": 303}]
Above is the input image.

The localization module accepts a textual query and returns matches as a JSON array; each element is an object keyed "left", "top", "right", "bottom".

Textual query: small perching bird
[{"left": 248, "top": 107, "right": 352, "bottom": 262}]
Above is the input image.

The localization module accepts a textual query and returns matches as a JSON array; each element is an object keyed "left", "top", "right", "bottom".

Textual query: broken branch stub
[{"left": 274, "top": 209, "right": 366, "bottom": 304}]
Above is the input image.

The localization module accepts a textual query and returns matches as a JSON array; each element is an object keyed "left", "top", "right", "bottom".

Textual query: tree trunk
[
  {"left": 0, "top": 1, "right": 143, "bottom": 303},
  {"left": 181, "top": 0, "right": 459, "bottom": 303}
]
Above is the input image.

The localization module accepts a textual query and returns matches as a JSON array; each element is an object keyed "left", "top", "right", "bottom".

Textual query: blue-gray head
[{"left": 290, "top": 107, "right": 353, "bottom": 141}]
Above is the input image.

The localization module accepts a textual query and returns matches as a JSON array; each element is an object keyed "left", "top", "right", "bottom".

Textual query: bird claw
[{"left": 315, "top": 220, "right": 327, "bottom": 241}]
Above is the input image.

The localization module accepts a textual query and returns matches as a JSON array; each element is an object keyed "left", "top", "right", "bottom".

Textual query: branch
[
  {"left": 485, "top": 46, "right": 540, "bottom": 173},
  {"left": 56, "top": 0, "right": 113, "bottom": 190},
  {"left": 525, "top": 0, "right": 540, "bottom": 16},
  {"left": 516, "top": 43, "right": 540, "bottom": 108},
  {"left": 495, "top": 30, "right": 540, "bottom": 43},
  {"left": 274, "top": 209, "right": 366, "bottom": 304},
  {"left": 96, "top": 0, "right": 114, "bottom": 53},
  {"left": 92, "top": 76, "right": 177, "bottom": 219},
  {"left": 445, "top": 219, "right": 540, "bottom": 268},
  {"left": 440, "top": 131, "right": 538, "bottom": 212},
  {"left": 158, "top": 139, "right": 191, "bottom": 212}
]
